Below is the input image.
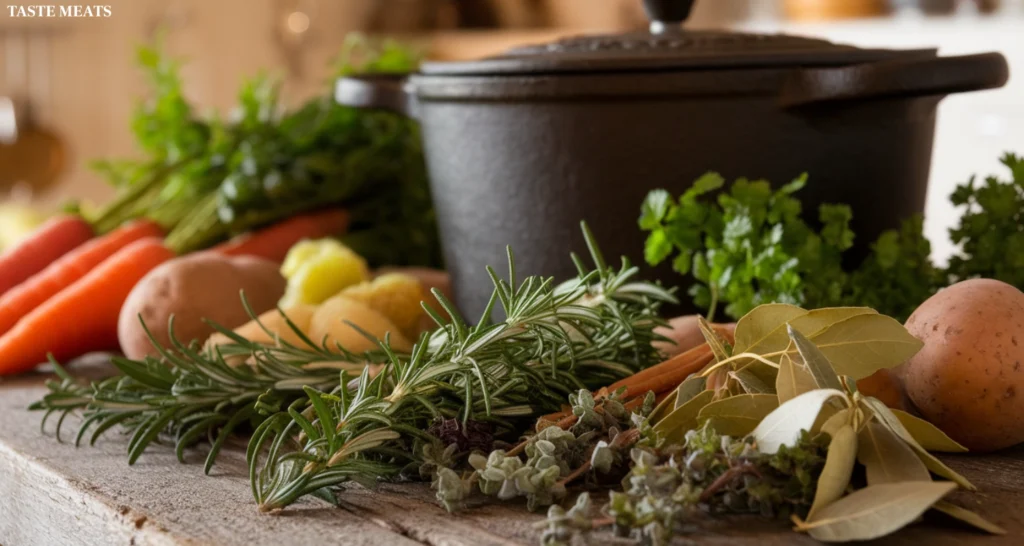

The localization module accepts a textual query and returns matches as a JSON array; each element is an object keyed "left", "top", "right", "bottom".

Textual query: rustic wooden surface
[{"left": 1, "top": 371, "right": 1022, "bottom": 546}]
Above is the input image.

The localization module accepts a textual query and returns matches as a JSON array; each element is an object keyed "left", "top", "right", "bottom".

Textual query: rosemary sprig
[{"left": 250, "top": 226, "right": 675, "bottom": 511}]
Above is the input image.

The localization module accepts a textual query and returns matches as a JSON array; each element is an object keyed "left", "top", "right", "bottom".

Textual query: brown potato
[
  {"left": 902, "top": 278, "right": 1024, "bottom": 452},
  {"left": 309, "top": 295, "right": 413, "bottom": 353},
  {"left": 118, "top": 252, "right": 285, "bottom": 360}
]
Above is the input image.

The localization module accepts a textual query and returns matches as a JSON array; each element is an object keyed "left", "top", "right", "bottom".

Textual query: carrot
[
  {"left": 0, "top": 215, "right": 94, "bottom": 297},
  {"left": 606, "top": 344, "right": 714, "bottom": 399},
  {"left": 0, "top": 237, "right": 175, "bottom": 375},
  {"left": 215, "top": 208, "right": 350, "bottom": 263},
  {"left": 0, "top": 219, "right": 163, "bottom": 336}
]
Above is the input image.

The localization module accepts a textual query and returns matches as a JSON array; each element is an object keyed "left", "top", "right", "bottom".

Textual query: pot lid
[{"left": 420, "top": 0, "right": 932, "bottom": 77}]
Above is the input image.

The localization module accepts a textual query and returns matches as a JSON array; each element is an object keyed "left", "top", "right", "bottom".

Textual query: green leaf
[
  {"left": 752, "top": 388, "right": 845, "bottom": 454},
  {"left": 732, "top": 303, "right": 808, "bottom": 354},
  {"left": 673, "top": 375, "right": 708, "bottom": 410},
  {"left": 687, "top": 171, "right": 725, "bottom": 197},
  {"left": 736, "top": 306, "right": 878, "bottom": 358},
  {"left": 891, "top": 409, "right": 968, "bottom": 453},
  {"left": 808, "top": 424, "right": 857, "bottom": 520},
  {"left": 861, "top": 398, "right": 976, "bottom": 491},
  {"left": 697, "top": 394, "right": 778, "bottom": 437},
  {"left": 653, "top": 390, "right": 714, "bottom": 446},
  {"left": 800, "top": 314, "right": 924, "bottom": 380},
  {"left": 795, "top": 481, "right": 957, "bottom": 542},
  {"left": 787, "top": 326, "right": 843, "bottom": 391},
  {"left": 931, "top": 501, "right": 1006, "bottom": 535},
  {"left": 644, "top": 230, "right": 673, "bottom": 266},
  {"left": 857, "top": 422, "right": 930, "bottom": 485},
  {"left": 776, "top": 352, "right": 817, "bottom": 404},
  {"left": 639, "top": 189, "right": 672, "bottom": 230}
]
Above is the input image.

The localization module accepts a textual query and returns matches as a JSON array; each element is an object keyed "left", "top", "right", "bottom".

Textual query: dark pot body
[
  {"left": 416, "top": 85, "right": 938, "bottom": 318},
  {"left": 336, "top": 48, "right": 1007, "bottom": 319}
]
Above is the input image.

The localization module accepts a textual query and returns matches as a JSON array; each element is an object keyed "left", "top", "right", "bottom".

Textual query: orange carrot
[
  {"left": 215, "top": 208, "right": 350, "bottom": 263},
  {"left": 606, "top": 344, "right": 714, "bottom": 399},
  {"left": 0, "top": 215, "right": 94, "bottom": 297},
  {"left": 0, "top": 219, "right": 163, "bottom": 336},
  {"left": 0, "top": 237, "right": 175, "bottom": 375}
]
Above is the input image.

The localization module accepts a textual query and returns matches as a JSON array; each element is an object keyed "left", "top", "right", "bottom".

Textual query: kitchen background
[{"left": 0, "top": 0, "right": 1020, "bottom": 262}]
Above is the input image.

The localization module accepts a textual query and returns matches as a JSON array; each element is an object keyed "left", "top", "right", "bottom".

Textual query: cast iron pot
[{"left": 337, "top": 0, "right": 1008, "bottom": 319}]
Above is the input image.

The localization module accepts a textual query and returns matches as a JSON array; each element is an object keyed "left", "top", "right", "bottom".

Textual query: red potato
[
  {"left": 901, "top": 279, "right": 1024, "bottom": 452},
  {"left": 118, "top": 252, "right": 286, "bottom": 360}
]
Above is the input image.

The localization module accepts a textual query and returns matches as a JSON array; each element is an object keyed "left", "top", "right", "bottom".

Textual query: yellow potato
[
  {"left": 309, "top": 295, "right": 412, "bottom": 354},
  {"left": 902, "top": 278, "right": 1024, "bottom": 452}
]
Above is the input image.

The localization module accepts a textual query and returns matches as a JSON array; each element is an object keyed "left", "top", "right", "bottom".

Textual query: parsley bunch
[{"left": 640, "top": 154, "right": 1024, "bottom": 322}]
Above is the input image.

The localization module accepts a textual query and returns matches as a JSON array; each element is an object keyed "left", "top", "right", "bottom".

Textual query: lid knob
[{"left": 642, "top": 0, "right": 695, "bottom": 34}]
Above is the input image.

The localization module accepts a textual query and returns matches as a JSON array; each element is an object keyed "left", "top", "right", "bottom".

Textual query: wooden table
[{"left": 1, "top": 371, "right": 1022, "bottom": 546}]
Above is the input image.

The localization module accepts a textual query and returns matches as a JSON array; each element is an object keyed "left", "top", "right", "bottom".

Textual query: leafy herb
[
  {"left": 641, "top": 153, "right": 1024, "bottom": 321},
  {"left": 86, "top": 35, "right": 440, "bottom": 267}
]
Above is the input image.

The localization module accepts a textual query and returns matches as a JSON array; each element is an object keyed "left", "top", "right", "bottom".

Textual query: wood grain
[{"left": 0, "top": 374, "right": 1021, "bottom": 546}]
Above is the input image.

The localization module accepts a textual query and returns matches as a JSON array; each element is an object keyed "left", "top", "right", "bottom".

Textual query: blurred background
[{"left": 0, "top": 0, "right": 1020, "bottom": 261}]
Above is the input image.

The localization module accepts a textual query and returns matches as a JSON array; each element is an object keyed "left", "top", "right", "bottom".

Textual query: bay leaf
[
  {"left": 817, "top": 408, "right": 852, "bottom": 439},
  {"left": 795, "top": 481, "right": 957, "bottom": 542},
  {"left": 776, "top": 352, "right": 817, "bottom": 404},
  {"left": 788, "top": 325, "right": 843, "bottom": 391},
  {"left": 808, "top": 424, "right": 858, "bottom": 520},
  {"left": 752, "top": 388, "right": 845, "bottom": 454},
  {"left": 674, "top": 375, "right": 708, "bottom": 410},
  {"left": 730, "top": 368, "right": 774, "bottom": 394},
  {"left": 698, "top": 316, "right": 731, "bottom": 363},
  {"left": 861, "top": 397, "right": 976, "bottom": 491},
  {"left": 733, "top": 303, "right": 807, "bottom": 355},
  {"left": 892, "top": 409, "right": 968, "bottom": 453},
  {"left": 648, "top": 390, "right": 676, "bottom": 425},
  {"left": 654, "top": 390, "right": 714, "bottom": 446},
  {"left": 787, "top": 307, "right": 878, "bottom": 340},
  {"left": 735, "top": 306, "right": 874, "bottom": 357},
  {"left": 697, "top": 394, "right": 779, "bottom": 437},
  {"left": 857, "top": 421, "right": 930, "bottom": 485},
  {"left": 931, "top": 501, "right": 1006, "bottom": 535},
  {"left": 798, "top": 314, "right": 924, "bottom": 380}
]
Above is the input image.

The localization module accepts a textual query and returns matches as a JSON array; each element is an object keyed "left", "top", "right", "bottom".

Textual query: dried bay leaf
[
  {"left": 818, "top": 408, "right": 853, "bottom": 439},
  {"left": 733, "top": 303, "right": 807, "bottom": 354},
  {"left": 730, "top": 368, "right": 774, "bottom": 394},
  {"left": 698, "top": 316, "right": 731, "bottom": 363},
  {"left": 795, "top": 481, "right": 957, "bottom": 542},
  {"left": 932, "top": 501, "right": 1006, "bottom": 535},
  {"left": 776, "top": 352, "right": 816, "bottom": 403},
  {"left": 808, "top": 424, "right": 858, "bottom": 520},
  {"left": 654, "top": 389, "right": 714, "bottom": 445},
  {"left": 698, "top": 394, "right": 779, "bottom": 437},
  {"left": 858, "top": 421, "right": 930, "bottom": 485},
  {"left": 803, "top": 314, "right": 924, "bottom": 380},
  {"left": 861, "top": 397, "right": 976, "bottom": 491},
  {"left": 651, "top": 374, "right": 707, "bottom": 424},
  {"left": 788, "top": 326, "right": 843, "bottom": 391},
  {"left": 735, "top": 306, "right": 874, "bottom": 357},
  {"left": 892, "top": 409, "right": 968, "bottom": 453},
  {"left": 752, "top": 388, "right": 845, "bottom": 454}
]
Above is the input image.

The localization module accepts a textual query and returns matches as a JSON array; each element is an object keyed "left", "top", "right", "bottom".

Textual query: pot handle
[
  {"left": 779, "top": 52, "right": 1008, "bottom": 108},
  {"left": 335, "top": 73, "right": 417, "bottom": 119}
]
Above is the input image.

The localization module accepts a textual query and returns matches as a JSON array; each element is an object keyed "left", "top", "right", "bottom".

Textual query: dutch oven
[{"left": 337, "top": 0, "right": 1009, "bottom": 319}]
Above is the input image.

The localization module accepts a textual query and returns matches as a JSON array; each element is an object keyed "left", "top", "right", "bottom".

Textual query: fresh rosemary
[{"left": 31, "top": 223, "right": 676, "bottom": 512}]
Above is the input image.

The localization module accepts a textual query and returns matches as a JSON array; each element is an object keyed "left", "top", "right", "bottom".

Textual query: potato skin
[
  {"left": 903, "top": 278, "right": 1024, "bottom": 452},
  {"left": 118, "top": 252, "right": 286, "bottom": 360}
]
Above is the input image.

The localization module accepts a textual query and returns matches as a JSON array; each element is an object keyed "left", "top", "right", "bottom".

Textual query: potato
[
  {"left": 901, "top": 278, "right": 1024, "bottom": 452},
  {"left": 118, "top": 252, "right": 285, "bottom": 360},
  {"left": 309, "top": 295, "right": 413, "bottom": 354},
  {"left": 206, "top": 304, "right": 318, "bottom": 351}
]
